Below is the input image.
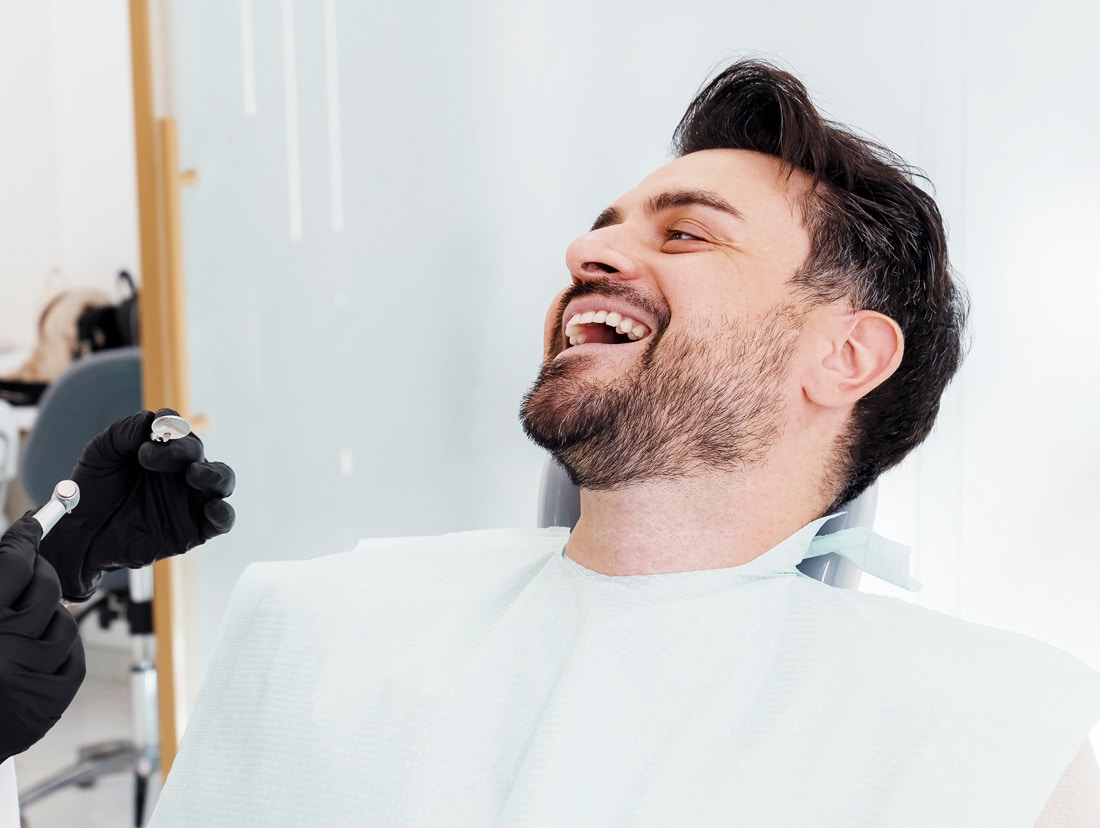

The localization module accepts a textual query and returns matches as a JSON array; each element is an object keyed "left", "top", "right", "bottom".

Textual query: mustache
[{"left": 554, "top": 278, "right": 672, "bottom": 333}]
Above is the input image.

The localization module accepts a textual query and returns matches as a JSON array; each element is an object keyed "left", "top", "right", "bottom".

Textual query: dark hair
[{"left": 672, "top": 59, "right": 968, "bottom": 512}]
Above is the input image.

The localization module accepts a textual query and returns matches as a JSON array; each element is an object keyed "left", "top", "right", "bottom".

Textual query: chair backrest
[
  {"left": 0, "top": 399, "right": 18, "bottom": 532},
  {"left": 21, "top": 347, "right": 142, "bottom": 506},
  {"left": 0, "top": 399, "right": 17, "bottom": 482},
  {"left": 536, "top": 456, "right": 871, "bottom": 588}
]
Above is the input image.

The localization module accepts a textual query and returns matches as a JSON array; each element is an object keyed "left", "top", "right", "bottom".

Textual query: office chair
[
  {"left": 536, "top": 456, "right": 868, "bottom": 588},
  {"left": 0, "top": 399, "right": 17, "bottom": 533},
  {"left": 16, "top": 347, "right": 158, "bottom": 827}
]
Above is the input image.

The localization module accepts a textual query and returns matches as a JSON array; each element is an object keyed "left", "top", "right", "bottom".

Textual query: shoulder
[
  {"left": 794, "top": 581, "right": 1100, "bottom": 704},
  {"left": 230, "top": 527, "right": 569, "bottom": 617},
  {"left": 834, "top": 586, "right": 1098, "bottom": 687},
  {"left": 345, "top": 526, "right": 570, "bottom": 564},
  {"left": 199, "top": 527, "right": 571, "bottom": 706},
  {"left": 805, "top": 581, "right": 1100, "bottom": 803},
  {"left": 757, "top": 579, "right": 1100, "bottom": 823}
]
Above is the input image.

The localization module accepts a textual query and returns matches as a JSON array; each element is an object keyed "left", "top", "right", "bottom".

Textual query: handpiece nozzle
[{"left": 33, "top": 479, "right": 81, "bottom": 537}]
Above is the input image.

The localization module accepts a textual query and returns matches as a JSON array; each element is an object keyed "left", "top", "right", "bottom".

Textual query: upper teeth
[{"left": 564, "top": 311, "right": 650, "bottom": 346}]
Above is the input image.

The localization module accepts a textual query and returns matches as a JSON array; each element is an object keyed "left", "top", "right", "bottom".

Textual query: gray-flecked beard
[{"left": 520, "top": 309, "right": 802, "bottom": 490}]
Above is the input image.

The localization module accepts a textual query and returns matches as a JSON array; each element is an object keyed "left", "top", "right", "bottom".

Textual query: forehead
[{"left": 620, "top": 148, "right": 812, "bottom": 228}]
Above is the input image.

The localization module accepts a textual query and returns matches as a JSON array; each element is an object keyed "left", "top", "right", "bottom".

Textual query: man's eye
[{"left": 665, "top": 228, "right": 705, "bottom": 243}]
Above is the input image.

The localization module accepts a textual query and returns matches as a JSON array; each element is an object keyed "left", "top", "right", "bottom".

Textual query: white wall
[
  {"left": 0, "top": 2, "right": 62, "bottom": 356},
  {"left": 957, "top": 0, "right": 1100, "bottom": 671},
  {"left": 0, "top": 0, "right": 139, "bottom": 364}
]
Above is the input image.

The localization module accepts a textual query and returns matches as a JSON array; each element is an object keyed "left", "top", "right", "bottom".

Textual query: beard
[{"left": 520, "top": 301, "right": 802, "bottom": 491}]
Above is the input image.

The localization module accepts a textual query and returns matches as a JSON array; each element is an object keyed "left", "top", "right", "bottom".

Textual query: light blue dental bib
[{"left": 152, "top": 525, "right": 1100, "bottom": 827}]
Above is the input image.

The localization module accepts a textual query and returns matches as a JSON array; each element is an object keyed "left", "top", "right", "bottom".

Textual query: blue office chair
[
  {"left": 0, "top": 399, "right": 17, "bottom": 533},
  {"left": 17, "top": 346, "right": 158, "bottom": 827},
  {"left": 21, "top": 347, "right": 145, "bottom": 497},
  {"left": 536, "top": 457, "right": 867, "bottom": 588}
]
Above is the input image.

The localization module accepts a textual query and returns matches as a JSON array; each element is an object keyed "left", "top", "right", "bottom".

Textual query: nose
[{"left": 564, "top": 224, "right": 643, "bottom": 285}]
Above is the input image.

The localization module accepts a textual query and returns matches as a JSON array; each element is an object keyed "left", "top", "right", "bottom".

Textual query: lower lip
[{"left": 554, "top": 340, "right": 646, "bottom": 360}]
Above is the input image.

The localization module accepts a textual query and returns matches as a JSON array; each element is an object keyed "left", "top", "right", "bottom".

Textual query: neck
[{"left": 564, "top": 454, "right": 827, "bottom": 577}]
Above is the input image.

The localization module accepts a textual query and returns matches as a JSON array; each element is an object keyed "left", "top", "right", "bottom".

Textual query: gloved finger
[
  {"left": 0, "top": 634, "right": 86, "bottom": 760},
  {"left": 56, "top": 631, "right": 88, "bottom": 685},
  {"left": 79, "top": 410, "right": 157, "bottom": 468},
  {"left": 8, "top": 604, "right": 82, "bottom": 674},
  {"left": 185, "top": 460, "right": 236, "bottom": 497},
  {"left": 138, "top": 434, "right": 204, "bottom": 473},
  {"left": 0, "top": 514, "right": 43, "bottom": 607},
  {"left": 0, "top": 556, "right": 65, "bottom": 639},
  {"left": 63, "top": 570, "right": 103, "bottom": 605},
  {"left": 31, "top": 632, "right": 88, "bottom": 705},
  {"left": 201, "top": 499, "right": 236, "bottom": 540}
]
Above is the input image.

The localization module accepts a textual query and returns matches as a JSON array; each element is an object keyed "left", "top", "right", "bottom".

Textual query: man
[
  {"left": 1, "top": 409, "right": 235, "bottom": 823},
  {"left": 150, "top": 61, "right": 1100, "bottom": 826}
]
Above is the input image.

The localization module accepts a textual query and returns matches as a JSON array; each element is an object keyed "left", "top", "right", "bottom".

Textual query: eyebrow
[{"left": 589, "top": 188, "right": 746, "bottom": 231}]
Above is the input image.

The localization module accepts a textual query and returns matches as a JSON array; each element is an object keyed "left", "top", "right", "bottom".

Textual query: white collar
[{"left": 559, "top": 515, "right": 919, "bottom": 592}]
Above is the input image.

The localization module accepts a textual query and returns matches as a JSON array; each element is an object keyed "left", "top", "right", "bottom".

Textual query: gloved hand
[
  {"left": 0, "top": 514, "right": 86, "bottom": 762},
  {"left": 38, "top": 408, "right": 236, "bottom": 601}
]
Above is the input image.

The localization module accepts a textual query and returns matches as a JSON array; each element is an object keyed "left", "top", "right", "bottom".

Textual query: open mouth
[{"left": 564, "top": 310, "right": 651, "bottom": 347}]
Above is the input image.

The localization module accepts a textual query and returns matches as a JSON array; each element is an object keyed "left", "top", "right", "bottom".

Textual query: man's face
[{"left": 521, "top": 149, "right": 815, "bottom": 489}]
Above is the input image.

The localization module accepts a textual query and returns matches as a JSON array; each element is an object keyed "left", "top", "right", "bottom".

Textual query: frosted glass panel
[{"left": 171, "top": 0, "right": 551, "bottom": 676}]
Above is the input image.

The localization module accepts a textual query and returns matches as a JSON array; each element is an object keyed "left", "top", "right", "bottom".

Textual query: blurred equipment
[
  {"left": 75, "top": 271, "right": 140, "bottom": 358},
  {"left": 0, "top": 271, "right": 139, "bottom": 407},
  {"left": 17, "top": 347, "right": 158, "bottom": 827}
]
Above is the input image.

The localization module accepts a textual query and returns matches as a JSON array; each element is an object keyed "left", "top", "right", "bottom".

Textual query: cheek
[{"left": 542, "top": 289, "right": 570, "bottom": 356}]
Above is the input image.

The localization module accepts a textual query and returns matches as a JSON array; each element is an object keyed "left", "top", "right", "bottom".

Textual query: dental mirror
[{"left": 151, "top": 414, "right": 192, "bottom": 442}]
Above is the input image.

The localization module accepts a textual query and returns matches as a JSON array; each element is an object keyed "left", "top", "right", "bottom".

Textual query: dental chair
[
  {"left": 16, "top": 347, "right": 158, "bottom": 827},
  {"left": 536, "top": 457, "right": 868, "bottom": 588}
]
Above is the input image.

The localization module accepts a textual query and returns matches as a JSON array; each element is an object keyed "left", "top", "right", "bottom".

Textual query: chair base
[{"left": 18, "top": 739, "right": 158, "bottom": 827}]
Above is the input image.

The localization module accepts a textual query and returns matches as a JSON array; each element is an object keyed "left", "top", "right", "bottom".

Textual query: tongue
[{"left": 582, "top": 323, "right": 631, "bottom": 345}]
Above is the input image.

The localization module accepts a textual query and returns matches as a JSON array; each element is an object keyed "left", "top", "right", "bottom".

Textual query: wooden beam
[{"left": 128, "top": 0, "right": 189, "bottom": 776}]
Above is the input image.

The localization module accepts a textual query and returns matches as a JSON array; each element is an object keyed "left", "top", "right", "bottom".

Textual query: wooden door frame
[{"left": 128, "top": 0, "right": 189, "bottom": 775}]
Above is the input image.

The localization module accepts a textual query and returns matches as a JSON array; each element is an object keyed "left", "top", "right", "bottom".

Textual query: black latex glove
[
  {"left": 38, "top": 408, "right": 236, "bottom": 602},
  {"left": 0, "top": 514, "right": 86, "bottom": 762}
]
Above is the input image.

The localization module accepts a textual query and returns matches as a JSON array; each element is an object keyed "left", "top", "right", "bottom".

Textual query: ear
[{"left": 804, "top": 310, "right": 904, "bottom": 408}]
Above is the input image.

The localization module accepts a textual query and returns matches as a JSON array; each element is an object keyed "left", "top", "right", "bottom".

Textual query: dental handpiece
[{"left": 33, "top": 479, "right": 81, "bottom": 537}]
